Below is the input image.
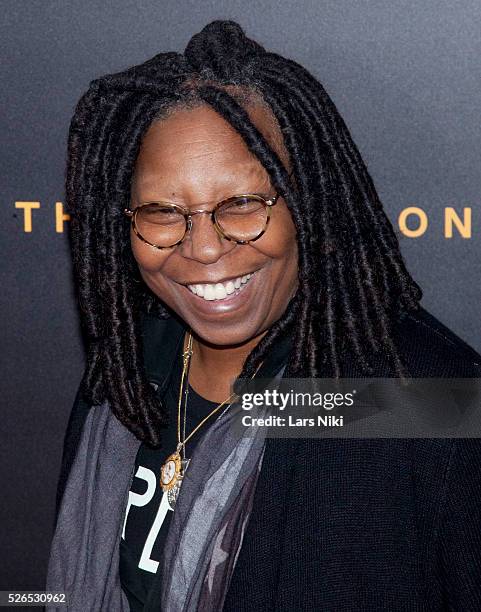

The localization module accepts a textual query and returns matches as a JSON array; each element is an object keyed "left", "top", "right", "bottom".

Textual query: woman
[{"left": 47, "top": 20, "right": 481, "bottom": 611}]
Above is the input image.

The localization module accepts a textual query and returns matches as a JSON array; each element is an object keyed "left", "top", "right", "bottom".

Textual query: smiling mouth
[{"left": 183, "top": 272, "right": 257, "bottom": 301}]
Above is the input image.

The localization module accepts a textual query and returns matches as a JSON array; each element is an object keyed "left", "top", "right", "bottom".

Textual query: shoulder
[
  {"left": 390, "top": 305, "right": 481, "bottom": 377},
  {"left": 54, "top": 385, "right": 92, "bottom": 524}
]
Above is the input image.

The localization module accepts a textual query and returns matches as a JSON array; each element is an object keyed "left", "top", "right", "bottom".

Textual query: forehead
[
  {"left": 132, "top": 103, "right": 287, "bottom": 194},
  {"left": 138, "top": 105, "right": 254, "bottom": 164}
]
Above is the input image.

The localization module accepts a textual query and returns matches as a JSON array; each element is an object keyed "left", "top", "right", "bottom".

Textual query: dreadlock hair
[{"left": 66, "top": 20, "right": 422, "bottom": 446}]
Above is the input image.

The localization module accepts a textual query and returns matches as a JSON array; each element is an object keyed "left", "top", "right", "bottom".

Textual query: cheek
[
  {"left": 251, "top": 206, "right": 299, "bottom": 308},
  {"left": 130, "top": 231, "right": 176, "bottom": 300},
  {"left": 130, "top": 230, "right": 169, "bottom": 273},
  {"left": 255, "top": 205, "right": 298, "bottom": 262}
]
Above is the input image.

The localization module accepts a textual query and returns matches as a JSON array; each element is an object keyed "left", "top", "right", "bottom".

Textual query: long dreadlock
[{"left": 66, "top": 20, "right": 422, "bottom": 446}]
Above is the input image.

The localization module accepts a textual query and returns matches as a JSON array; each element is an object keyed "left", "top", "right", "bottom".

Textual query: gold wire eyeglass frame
[{"left": 123, "top": 191, "right": 281, "bottom": 249}]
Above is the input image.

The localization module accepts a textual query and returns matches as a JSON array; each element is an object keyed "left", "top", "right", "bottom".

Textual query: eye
[
  {"left": 217, "top": 196, "right": 265, "bottom": 216},
  {"left": 138, "top": 204, "right": 184, "bottom": 226}
]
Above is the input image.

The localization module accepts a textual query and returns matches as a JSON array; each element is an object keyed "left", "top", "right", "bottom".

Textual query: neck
[{"left": 184, "top": 329, "right": 268, "bottom": 403}]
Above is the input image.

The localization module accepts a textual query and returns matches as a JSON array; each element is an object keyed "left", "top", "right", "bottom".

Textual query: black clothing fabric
[{"left": 54, "top": 306, "right": 481, "bottom": 611}]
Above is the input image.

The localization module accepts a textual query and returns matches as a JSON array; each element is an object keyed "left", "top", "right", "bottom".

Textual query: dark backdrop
[{"left": 1, "top": 0, "right": 479, "bottom": 599}]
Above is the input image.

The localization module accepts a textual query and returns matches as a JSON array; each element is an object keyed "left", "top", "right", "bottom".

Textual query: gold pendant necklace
[
  {"left": 160, "top": 444, "right": 191, "bottom": 510},
  {"left": 160, "top": 329, "right": 258, "bottom": 509}
]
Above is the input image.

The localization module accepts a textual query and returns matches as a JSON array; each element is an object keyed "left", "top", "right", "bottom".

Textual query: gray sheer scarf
[
  {"left": 45, "top": 399, "right": 139, "bottom": 611},
  {"left": 46, "top": 364, "right": 285, "bottom": 611}
]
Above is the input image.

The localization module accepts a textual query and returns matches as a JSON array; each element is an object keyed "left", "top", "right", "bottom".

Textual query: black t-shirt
[{"left": 119, "top": 377, "right": 221, "bottom": 611}]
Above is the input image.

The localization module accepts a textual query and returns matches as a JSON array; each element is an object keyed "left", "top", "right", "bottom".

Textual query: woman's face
[{"left": 130, "top": 102, "right": 298, "bottom": 346}]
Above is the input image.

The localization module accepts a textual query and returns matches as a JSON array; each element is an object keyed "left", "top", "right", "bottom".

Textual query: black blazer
[{"left": 54, "top": 306, "right": 481, "bottom": 611}]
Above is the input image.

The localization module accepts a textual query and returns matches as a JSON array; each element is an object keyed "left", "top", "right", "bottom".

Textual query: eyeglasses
[{"left": 124, "top": 190, "right": 281, "bottom": 249}]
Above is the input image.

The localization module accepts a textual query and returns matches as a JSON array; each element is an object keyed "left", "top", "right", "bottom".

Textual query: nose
[{"left": 178, "top": 211, "right": 234, "bottom": 264}]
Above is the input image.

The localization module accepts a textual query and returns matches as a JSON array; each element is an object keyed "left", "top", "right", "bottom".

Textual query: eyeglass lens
[{"left": 134, "top": 196, "right": 269, "bottom": 247}]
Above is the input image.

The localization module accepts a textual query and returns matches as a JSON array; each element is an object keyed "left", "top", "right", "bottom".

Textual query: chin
[{"left": 187, "top": 318, "right": 262, "bottom": 347}]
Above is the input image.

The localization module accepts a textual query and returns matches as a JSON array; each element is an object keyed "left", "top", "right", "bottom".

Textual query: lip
[
  {"left": 177, "top": 270, "right": 260, "bottom": 316},
  {"left": 180, "top": 271, "right": 258, "bottom": 286}
]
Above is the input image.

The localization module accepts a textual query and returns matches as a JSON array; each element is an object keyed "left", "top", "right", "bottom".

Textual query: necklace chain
[
  {"left": 160, "top": 329, "right": 263, "bottom": 504},
  {"left": 177, "top": 330, "right": 262, "bottom": 456}
]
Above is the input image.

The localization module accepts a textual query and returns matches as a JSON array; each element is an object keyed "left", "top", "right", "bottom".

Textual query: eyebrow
[{"left": 137, "top": 187, "right": 274, "bottom": 207}]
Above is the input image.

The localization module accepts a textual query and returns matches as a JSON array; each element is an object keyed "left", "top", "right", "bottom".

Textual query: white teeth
[
  {"left": 204, "top": 285, "right": 216, "bottom": 301},
  {"left": 214, "top": 283, "right": 227, "bottom": 300},
  {"left": 186, "top": 272, "right": 256, "bottom": 301}
]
